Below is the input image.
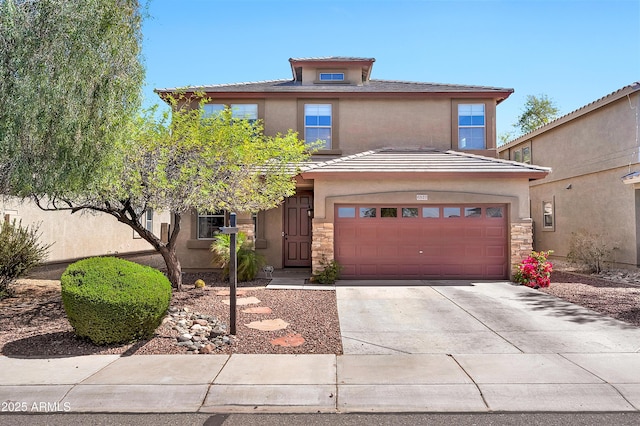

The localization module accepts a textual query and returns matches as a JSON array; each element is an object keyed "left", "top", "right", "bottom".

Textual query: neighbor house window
[
  {"left": 514, "top": 149, "right": 522, "bottom": 163},
  {"left": 305, "top": 104, "right": 332, "bottom": 149},
  {"left": 458, "top": 104, "right": 485, "bottom": 149},
  {"left": 198, "top": 211, "right": 225, "bottom": 239},
  {"left": 319, "top": 72, "right": 344, "bottom": 81},
  {"left": 542, "top": 200, "right": 555, "bottom": 231},
  {"left": 133, "top": 208, "right": 153, "bottom": 238},
  {"left": 522, "top": 146, "right": 531, "bottom": 164},
  {"left": 142, "top": 209, "right": 153, "bottom": 232}
]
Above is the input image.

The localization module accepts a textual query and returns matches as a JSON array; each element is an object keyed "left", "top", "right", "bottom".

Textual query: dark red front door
[{"left": 284, "top": 192, "right": 313, "bottom": 267}]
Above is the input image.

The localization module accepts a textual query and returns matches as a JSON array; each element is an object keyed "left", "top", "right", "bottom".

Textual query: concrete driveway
[{"left": 336, "top": 281, "right": 640, "bottom": 354}]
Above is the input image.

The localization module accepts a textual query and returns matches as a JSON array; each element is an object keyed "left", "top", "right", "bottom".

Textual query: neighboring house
[
  {"left": 2, "top": 198, "right": 169, "bottom": 266},
  {"left": 498, "top": 82, "right": 640, "bottom": 267},
  {"left": 156, "top": 57, "right": 548, "bottom": 280}
]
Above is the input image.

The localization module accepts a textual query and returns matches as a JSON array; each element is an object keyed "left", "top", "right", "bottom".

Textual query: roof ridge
[{"left": 302, "top": 149, "right": 380, "bottom": 171}]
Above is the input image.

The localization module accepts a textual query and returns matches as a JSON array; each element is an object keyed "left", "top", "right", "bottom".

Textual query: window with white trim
[
  {"left": 304, "top": 104, "right": 332, "bottom": 149},
  {"left": 458, "top": 104, "right": 485, "bottom": 149},
  {"left": 197, "top": 211, "right": 225, "bottom": 239}
]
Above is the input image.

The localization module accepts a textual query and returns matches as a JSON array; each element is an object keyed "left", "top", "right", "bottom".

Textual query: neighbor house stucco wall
[
  {"left": 1, "top": 198, "right": 168, "bottom": 263},
  {"left": 499, "top": 89, "right": 640, "bottom": 267}
]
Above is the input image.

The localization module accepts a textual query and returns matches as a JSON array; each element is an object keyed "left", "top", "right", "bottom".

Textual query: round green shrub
[{"left": 61, "top": 257, "right": 172, "bottom": 345}]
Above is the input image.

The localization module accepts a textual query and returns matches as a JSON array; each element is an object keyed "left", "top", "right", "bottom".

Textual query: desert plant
[
  {"left": 60, "top": 257, "right": 171, "bottom": 345},
  {"left": 211, "top": 232, "right": 265, "bottom": 281},
  {"left": 513, "top": 250, "right": 553, "bottom": 288},
  {"left": 567, "top": 231, "right": 614, "bottom": 273},
  {"left": 310, "top": 256, "right": 342, "bottom": 284},
  {"left": 0, "top": 220, "right": 51, "bottom": 298}
]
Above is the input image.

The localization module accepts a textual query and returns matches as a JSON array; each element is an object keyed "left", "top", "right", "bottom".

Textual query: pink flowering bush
[{"left": 513, "top": 250, "right": 553, "bottom": 288}]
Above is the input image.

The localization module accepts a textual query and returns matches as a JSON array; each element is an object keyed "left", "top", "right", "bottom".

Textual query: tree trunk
[{"left": 158, "top": 245, "right": 182, "bottom": 291}]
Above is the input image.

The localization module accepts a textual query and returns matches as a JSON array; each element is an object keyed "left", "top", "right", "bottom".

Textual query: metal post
[{"left": 229, "top": 212, "right": 237, "bottom": 335}]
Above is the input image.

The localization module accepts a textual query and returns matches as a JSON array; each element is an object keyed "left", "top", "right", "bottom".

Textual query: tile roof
[
  {"left": 301, "top": 148, "right": 550, "bottom": 176},
  {"left": 499, "top": 81, "right": 640, "bottom": 150},
  {"left": 155, "top": 79, "right": 513, "bottom": 96}
]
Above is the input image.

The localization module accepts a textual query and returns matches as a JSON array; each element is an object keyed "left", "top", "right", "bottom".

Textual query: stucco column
[
  {"left": 311, "top": 220, "right": 334, "bottom": 273},
  {"left": 510, "top": 219, "right": 534, "bottom": 279}
]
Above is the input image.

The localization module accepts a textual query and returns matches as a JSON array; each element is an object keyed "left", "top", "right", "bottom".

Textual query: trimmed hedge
[{"left": 61, "top": 257, "right": 172, "bottom": 345}]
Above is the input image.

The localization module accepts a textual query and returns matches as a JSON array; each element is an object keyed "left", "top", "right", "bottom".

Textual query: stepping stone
[
  {"left": 244, "top": 319, "right": 289, "bottom": 331},
  {"left": 215, "top": 290, "right": 247, "bottom": 296},
  {"left": 270, "top": 333, "right": 305, "bottom": 347},
  {"left": 242, "top": 306, "right": 272, "bottom": 314},
  {"left": 222, "top": 296, "right": 260, "bottom": 306}
]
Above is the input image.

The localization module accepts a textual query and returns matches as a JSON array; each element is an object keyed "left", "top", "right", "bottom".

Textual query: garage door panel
[{"left": 335, "top": 204, "right": 508, "bottom": 280}]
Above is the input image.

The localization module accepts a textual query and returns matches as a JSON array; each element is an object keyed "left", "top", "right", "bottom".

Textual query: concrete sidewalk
[
  {"left": 1, "top": 281, "right": 640, "bottom": 414},
  {"left": 1, "top": 352, "right": 640, "bottom": 413}
]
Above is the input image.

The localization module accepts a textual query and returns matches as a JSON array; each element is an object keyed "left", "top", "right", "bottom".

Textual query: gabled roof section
[
  {"left": 301, "top": 148, "right": 550, "bottom": 179},
  {"left": 499, "top": 82, "right": 640, "bottom": 151}
]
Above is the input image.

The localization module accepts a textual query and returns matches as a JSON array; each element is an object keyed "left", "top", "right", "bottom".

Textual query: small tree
[
  {"left": 0, "top": 220, "right": 51, "bottom": 297},
  {"left": 515, "top": 94, "right": 560, "bottom": 135},
  {"left": 32, "top": 101, "right": 312, "bottom": 290}
]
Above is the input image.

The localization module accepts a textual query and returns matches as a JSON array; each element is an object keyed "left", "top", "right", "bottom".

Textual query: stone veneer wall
[
  {"left": 510, "top": 219, "right": 534, "bottom": 279},
  {"left": 311, "top": 221, "right": 334, "bottom": 273},
  {"left": 237, "top": 221, "right": 255, "bottom": 247}
]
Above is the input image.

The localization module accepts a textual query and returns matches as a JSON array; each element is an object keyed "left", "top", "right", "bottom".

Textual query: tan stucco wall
[
  {"left": 530, "top": 167, "right": 637, "bottom": 265},
  {"left": 500, "top": 91, "right": 640, "bottom": 266},
  {"left": 256, "top": 205, "right": 284, "bottom": 269},
  {"left": 310, "top": 176, "right": 531, "bottom": 223},
  {"left": 257, "top": 97, "right": 498, "bottom": 156},
  {"left": 338, "top": 99, "right": 452, "bottom": 154},
  {"left": 1, "top": 198, "right": 168, "bottom": 263}
]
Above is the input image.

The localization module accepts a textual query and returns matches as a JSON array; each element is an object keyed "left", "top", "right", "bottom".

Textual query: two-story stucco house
[
  {"left": 156, "top": 57, "right": 548, "bottom": 280},
  {"left": 498, "top": 82, "right": 640, "bottom": 268}
]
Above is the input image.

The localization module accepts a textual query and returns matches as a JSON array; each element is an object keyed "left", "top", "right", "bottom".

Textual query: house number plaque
[{"left": 416, "top": 194, "right": 428, "bottom": 200}]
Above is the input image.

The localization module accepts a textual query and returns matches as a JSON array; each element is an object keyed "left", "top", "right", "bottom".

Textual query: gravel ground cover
[
  {"left": 0, "top": 272, "right": 342, "bottom": 357},
  {"left": 1, "top": 268, "right": 639, "bottom": 356}
]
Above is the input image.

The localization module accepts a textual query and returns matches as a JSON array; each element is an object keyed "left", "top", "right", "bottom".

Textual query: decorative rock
[
  {"left": 242, "top": 306, "right": 272, "bottom": 314},
  {"left": 215, "top": 290, "right": 248, "bottom": 297},
  {"left": 270, "top": 333, "right": 305, "bottom": 347},
  {"left": 164, "top": 307, "right": 231, "bottom": 354},
  {"left": 222, "top": 296, "right": 261, "bottom": 306},
  {"left": 178, "top": 333, "right": 193, "bottom": 342},
  {"left": 244, "top": 318, "right": 289, "bottom": 331}
]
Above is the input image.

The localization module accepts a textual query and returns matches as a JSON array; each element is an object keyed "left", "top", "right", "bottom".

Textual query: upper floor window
[
  {"left": 203, "top": 103, "right": 258, "bottom": 123},
  {"left": 522, "top": 146, "right": 531, "bottom": 164},
  {"left": 319, "top": 72, "right": 344, "bottom": 82},
  {"left": 305, "top": 104, "right": 332, "bottom": 149},
  {"left": 458, "top": 104, "right": 485, "bottom": 149}
]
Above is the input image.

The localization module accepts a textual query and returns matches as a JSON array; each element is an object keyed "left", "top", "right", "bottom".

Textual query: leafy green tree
[
  {"left": 1, "top": 1, "right": 311, "bottom": 290},
  {"left": 0, "top": 0, "right": 144, "bottom": 196},
  {"left": 35, "top": 101, "right": 311, "bottom": 290},
  {"left": 515, "top": 94, "right": 560, "bottom": 135}
]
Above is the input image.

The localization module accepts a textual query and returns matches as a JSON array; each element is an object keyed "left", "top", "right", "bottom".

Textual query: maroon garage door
[{"left": 334, "top": 204, "right": 508, "bottom": 280}]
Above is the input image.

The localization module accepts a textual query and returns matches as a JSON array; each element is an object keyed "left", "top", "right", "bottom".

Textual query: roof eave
[{"left": 300, "top": 170, "right": 549, "bottom": 180}]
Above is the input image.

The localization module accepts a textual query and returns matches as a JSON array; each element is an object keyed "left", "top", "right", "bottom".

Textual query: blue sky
[{"left": 142, "top": 0, "right": 640, "bottom": 138}]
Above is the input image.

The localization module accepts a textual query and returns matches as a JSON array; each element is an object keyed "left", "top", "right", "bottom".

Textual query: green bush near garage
[{"left": 60, "top": 257, "right": 172, "bottom": 345}]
